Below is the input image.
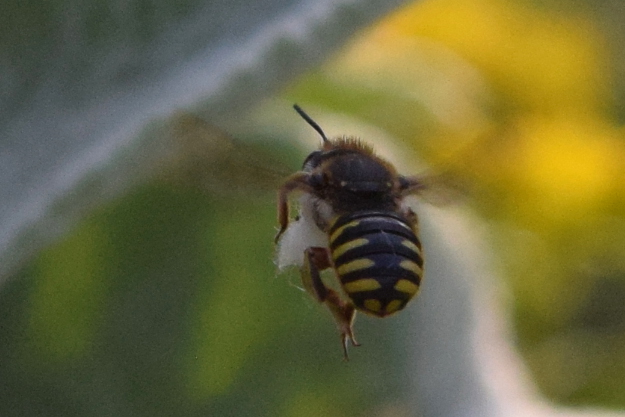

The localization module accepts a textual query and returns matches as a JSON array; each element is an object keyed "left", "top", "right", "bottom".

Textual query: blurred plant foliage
[{"left": 285, "top": 0, "right": 625, "bottom": 408}]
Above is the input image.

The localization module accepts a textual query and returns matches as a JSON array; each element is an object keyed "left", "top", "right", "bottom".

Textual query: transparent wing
[
  {"left": 402, "top": 169, "right": 472, "bottom": 207},
  {"left": 159, "top": 113, "right": 293, "bottom": 196}
]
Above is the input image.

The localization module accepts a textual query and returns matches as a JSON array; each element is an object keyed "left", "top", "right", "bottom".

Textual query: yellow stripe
[
  {"left": 332, "top": 238, "right": 369, "bottom": 259},
  {"left": 401, "top": 239, "right": 421, "bottom": 255},
  {"left": 385, "top": 299, "right": 403, "bottom": 315},
  {"left": 329, "top": 220, "right": 360, "bottom": 244},
  {"left": 399, "top": 260, "right": 423, "bottom": 277},
  {"left": 336, "top": 258, "right": 374, "bottom": 275},
  {"left": 343, "top": 278, "right": 381, "bottom": 293},
  {"left": 363, "top": 299, "right": 382, "bottom": 313},
  {"left": 394, "top": 279, "right": 419, "bottom": 296},
  {"left": 327, "top": 215, "right": 341, "bottom": 230}
]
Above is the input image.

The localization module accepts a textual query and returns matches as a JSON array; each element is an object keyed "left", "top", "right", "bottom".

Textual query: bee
[{"left": 275, "top": 105, "right": 426, "bottom": 359}]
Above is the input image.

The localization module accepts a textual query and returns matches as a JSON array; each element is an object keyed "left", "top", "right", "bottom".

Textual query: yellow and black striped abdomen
[{"left": 328, "top": 210, "right": 423, "bottom": 317}]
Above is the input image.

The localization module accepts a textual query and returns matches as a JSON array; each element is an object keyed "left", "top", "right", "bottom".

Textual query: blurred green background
[{"left": 3, "top": 0, "right": 625, "bottom": 415}]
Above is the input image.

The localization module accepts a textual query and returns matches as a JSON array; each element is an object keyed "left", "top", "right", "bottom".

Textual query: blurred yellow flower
[{"left": 382, "top": 0, "right": 609, "bottom": 113}]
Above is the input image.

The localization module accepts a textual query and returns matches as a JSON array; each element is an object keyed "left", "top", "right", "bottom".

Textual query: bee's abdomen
[{"left": 328, "top": 210, "right": 423, "bottom": 317}]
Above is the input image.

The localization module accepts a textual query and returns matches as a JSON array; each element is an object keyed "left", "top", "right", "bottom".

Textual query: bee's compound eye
[
  {"left": 309, "top": 173, "right": 326, "bottom": 189},
  {"left": 302, "top": 151, "right": 322, "bottom": 171}
]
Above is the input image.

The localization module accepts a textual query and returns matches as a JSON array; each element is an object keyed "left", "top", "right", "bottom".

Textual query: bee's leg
[
  {"left": 326, "top": 291, "right": 359, "bottom": 361},
  {"left": 398, "top": 176, "right": 423, "bottom": 233},
  {"left": 401, "top": 205, "right": 419, "bottom": 233},
  {"left": 275, "top": 172, "right": 311, "bottom": 243},
  {"left": 302, "top": 247, "right": 360, "bottom": 360}
]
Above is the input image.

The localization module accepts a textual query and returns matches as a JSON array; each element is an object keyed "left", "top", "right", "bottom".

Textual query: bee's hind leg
[{"left": 302, "top": 247, "right": 360, "bottom": 360}]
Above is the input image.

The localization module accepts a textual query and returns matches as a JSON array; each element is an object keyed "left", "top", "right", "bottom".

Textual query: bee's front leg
[
  {"left": 275, "top": 172, "right": 311, "bottom": 243},
  {"left": 302, "top": 247, "right": 360, "bottom": 360}
]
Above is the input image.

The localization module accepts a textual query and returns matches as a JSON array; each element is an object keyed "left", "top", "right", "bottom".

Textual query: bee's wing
[
  {"left": 160, "top": 113, "right": 292, "bottom": 196},
  {"left": 402, "top": 170, "right": 471, "bottom": 207}
]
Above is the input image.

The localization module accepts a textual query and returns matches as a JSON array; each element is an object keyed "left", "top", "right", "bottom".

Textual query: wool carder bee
[{"left": 275, "top": 105, "right": 426, "bottom": 359}]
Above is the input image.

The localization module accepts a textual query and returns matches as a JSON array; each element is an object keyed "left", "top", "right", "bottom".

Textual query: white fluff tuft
[{"left": 276, "top": 194, "right": 329, "bottom": 270}]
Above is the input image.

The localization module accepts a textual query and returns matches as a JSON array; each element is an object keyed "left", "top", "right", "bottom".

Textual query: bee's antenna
[{"left": 293, "top": 104, "right": 329, "bottom": 144}]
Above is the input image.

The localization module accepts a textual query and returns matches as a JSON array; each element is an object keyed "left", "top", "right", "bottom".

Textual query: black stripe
[
  {"left": 333, "top": 232, "right": 423, "bottom": 267},
  {"left": 330, "top": 216, "right": 418, "bottom": 249},
  {"left": 338, "top": 253, "right": 422, "bottom": 284}
]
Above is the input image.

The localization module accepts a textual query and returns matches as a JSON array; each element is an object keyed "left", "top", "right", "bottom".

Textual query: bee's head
[
  {"left": 294, "top": 104, "right": 367, "bottom": 171},
  {"left": 294, "top": 105, "right": 397, "bottom": 210}
]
